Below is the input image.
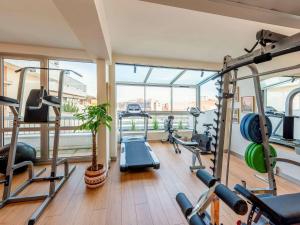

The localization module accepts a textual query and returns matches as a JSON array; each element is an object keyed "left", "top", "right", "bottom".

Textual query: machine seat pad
[
  {"left": 0, "top": 96, "right": 18, "bottom": 104},
  {"left": 175, "top": 138, "right": 198, "bottom": 146},
  {"left": 44, "top": 96, "right": 60, "bottom": 105},
  {"left": 262, "top": 193, "right": 300, "bottom": 224}
]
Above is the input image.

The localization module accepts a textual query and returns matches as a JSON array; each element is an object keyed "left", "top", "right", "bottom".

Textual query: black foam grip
[
  {"left": 253, "top": 53, "right": 272, "bottom": 64},
  {"left": 196, "top": 169, "right": 217, "bottom": 188},
  {"left": 215, "top": 184, "right": 248, "bottom": 215},
  {"left": 190, "top": 214, "right": 206, "bottom": 225},
  {"left": 176, "top": 193, "right": 193, "bottom": 217}
]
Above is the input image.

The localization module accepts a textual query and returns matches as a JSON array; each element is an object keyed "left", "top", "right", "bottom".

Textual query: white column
[
  {"left": 109, "top": 62, "right": 118, "bottom": 160},
  {"left": 97, "top": 59, "right": 109, "bottom": 169}
]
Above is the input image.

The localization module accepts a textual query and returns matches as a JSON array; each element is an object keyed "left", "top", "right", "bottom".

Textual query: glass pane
[
  {"left": 148, "top": 114, "right": 192, "bottom": 130},
  {"left": 116, "top": 85, "right": 144, "bottom": 111},
  {"left": 3, "top": 59, "right": 41, "bottom": 119},
  {"left": 261, "top": 77, "right": 293, "bottom": 89},
  {"left": 116, "top": 64, "right": 150, "bottom": 83},
  {"left": 147, "top": 68, "right": 183, "bottom": 84},
  {"left": 4, "top": 131, "right": 41, "bottom": 158},
  {"left": 3, "top": 59, "right": 41, "bottom": 158},
  {"left": 48, "top": 60, "right": 97, "bottom": 158},
  {"left": 172, "top": 87, "right": 196, "bottom": 111},
  {"left": 200, "top": 80, "right": 218, "bottom": 111},
  {"left": 145, "top": 86, "right": 171, "bottom": 111},
  {"left": 174, "top": 70, "right": 203, "bottom": 85}
]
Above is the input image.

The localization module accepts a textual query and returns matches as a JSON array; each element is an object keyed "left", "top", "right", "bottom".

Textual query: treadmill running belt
[{"left": 125, "top": 141, "right": 154, "bottom": 167}]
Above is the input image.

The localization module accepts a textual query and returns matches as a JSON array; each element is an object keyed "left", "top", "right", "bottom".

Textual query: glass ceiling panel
[
  {"left": 116, "top": 64, "right": 150, "bottom": 83},
  {"left": 261, "top": 76, "right": 293, "bottom": 89},
  {"left": 174, "top": 70, "right": 203, "bottom": 85},
  {"left": 147, "top": 68, "right": 183, "bottom": 84}
]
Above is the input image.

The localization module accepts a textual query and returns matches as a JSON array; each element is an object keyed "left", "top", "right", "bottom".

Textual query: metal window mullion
[
  {"left": 0, "top": 57, "right": 3, "bottom": 146},
  {"left": 40, "top": 58, "right": 49, "bottom": 160},
  {"left": 171, "top": 87, "right": 173, "bottom": 112}
]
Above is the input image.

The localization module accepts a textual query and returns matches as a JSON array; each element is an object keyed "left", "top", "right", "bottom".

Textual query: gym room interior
[{"left": 0, "top": 1, "right": 300, "bottom": 225}]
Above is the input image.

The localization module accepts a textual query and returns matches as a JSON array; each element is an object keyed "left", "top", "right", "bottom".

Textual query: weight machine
[
  {"left": 0, "top": 67, "right": 78, "bottom": 225},
  {"left": 177, "top": 30, "right": 300, "bottom": 225}
]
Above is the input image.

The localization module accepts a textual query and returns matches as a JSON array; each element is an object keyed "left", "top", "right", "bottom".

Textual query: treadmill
[{"left": 119, "top": 103, "right": 160, "bottom": 171}]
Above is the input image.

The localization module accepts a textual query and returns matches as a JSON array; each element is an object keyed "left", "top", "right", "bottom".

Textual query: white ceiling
[
  {"left": 104, "top": 0, "right": 300, "bottom": 63},
  {"left": 0, "top": 0, "right": 82, "bottom": 49}
]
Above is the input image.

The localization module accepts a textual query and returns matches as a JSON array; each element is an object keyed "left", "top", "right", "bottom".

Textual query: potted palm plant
[{"left": 74, "top": 103, "right": 112, "bottom": 188}]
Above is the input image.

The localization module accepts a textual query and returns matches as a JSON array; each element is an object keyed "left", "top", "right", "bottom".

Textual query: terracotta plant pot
[{"left": 84, "top": 164, "right": 107, "bottom": 188}]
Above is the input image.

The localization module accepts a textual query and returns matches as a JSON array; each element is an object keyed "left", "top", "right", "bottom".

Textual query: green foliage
[
  {"left": 74, "top": 103, "right": 112, "bottom": 135},
  {"left": 63, "top": 101, "right": 79, "bottom": 113},
  {"left": 152, "top": 117, "right": 159, "bottom": 130},
  {"left": 178, "top": 120, "right": 184, "bottom": 130},
  {"left": 131, "top": 120, "right": 136, "bottom": 131}
]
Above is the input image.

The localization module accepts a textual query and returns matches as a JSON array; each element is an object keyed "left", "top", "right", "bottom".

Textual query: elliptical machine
[
  {"left": 188, "top": 107, "right": 213, "bottom": 153},
  {"left": 162, "top": 115, "right": 181, "bottom": 143}
]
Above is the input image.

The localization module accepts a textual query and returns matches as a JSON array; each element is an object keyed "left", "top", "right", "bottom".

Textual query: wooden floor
[{"left": 1, "top": 142, "right": 300, "bottom": 225}]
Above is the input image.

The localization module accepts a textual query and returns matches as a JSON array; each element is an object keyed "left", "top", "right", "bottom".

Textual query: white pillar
[
  {"left": 109, "top": 62, "right": 118, "bottom": 160},
  {"left": 97, "top": 59, "right": 109, "bottom": 169}
]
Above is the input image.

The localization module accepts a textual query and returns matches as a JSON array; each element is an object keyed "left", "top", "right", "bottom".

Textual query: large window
[
  {"left": 145, "top": 86, "right": 171, "bottom": 111},
  {"left": 115, "top": 63, "right": 218, "bottom": 131},
  {"left": 117, "top": 85, "right": 144, "bottom": 111},
  {"left": 3, "top": 58, "right": 42, "bottom": 157},
  {"left": 172, "top": 87, "right": 196, "bottom": 111},
  {"left": 200, "top": 80, "right": 217, "bottom": 111},
  {"left": 48, "top": 60, "right": 97, "bottom": 157},
  {"left": 0, "top": 57, "right": 97, "bottom": 161}
]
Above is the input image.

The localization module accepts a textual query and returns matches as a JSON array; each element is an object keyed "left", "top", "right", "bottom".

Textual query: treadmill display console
[{"left": 127, "top": 103, "right": 142, "bottom": 114}]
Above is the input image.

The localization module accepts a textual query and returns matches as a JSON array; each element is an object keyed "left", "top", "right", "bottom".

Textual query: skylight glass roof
[
  {"left": 115, "top": 64, "right": 150, "bottom": 83},
  {"left": 115, "top": 63, "right": 218, "bottom": 86},
  {"left": 261, "top": 77, "right": 294, "bottom": 89},
  {"left": 146, "top": 68, "right": 183, "bottom": 84},
  {"left": 174, "top": 70, "right": 202, "bottom": 85}
]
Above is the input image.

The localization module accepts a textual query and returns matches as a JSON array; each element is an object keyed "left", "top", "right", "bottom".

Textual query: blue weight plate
[
  {"left": 244, "top": 113, "right": 257, "bottom": 142},
  {"left": 245, "top": 114, "right": 272, "bottom": 143},
  {"left": 240, "top": 113, "right": 253, "bottom": 140}
]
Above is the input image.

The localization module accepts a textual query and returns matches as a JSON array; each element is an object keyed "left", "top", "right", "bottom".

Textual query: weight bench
[
  {"left": 172, "top": 135, "right": 205, "bottom": 171},
  {"left": 235, "top": 184, "right": 300, "bottom": 225},
  {"left": 177, "top": 169, "right": 248, "bottom": 225}
]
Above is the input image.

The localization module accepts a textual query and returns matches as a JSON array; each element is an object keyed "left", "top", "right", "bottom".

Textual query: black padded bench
[{"left": 235, "top": 184, "right": 300, "bottom": 225}]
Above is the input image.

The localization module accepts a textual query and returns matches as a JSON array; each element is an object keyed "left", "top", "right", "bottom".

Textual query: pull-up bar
[{"left": 231, "top": 63, "right": 300, "bottom": 82}]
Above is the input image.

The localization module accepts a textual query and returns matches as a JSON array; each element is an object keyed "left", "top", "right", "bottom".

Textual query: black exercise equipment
[
  {"left": 176, "top": 169, "right": 248, "bottom": 225},
  {"left": 0, "top": 142, "right": 36, "bottom": 174},
  {"left": 0, "top": 67, "right": 77, "bottom": 225},
  {"left": 188, "top": 107, "right": 213, "bottom": 153},
  {"left": 119, "top": 103, "right": 160, "bottom": 171},
  {"left": 235, "top": 184, "right": 300, "bottom": 225},
  {"left": 162, "top": 114, "right": 205, "bottom": 171}
]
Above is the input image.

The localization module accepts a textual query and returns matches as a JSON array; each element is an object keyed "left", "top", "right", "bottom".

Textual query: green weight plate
[
  {"left": 250, "top": 144, "right": 277, "bottom": 173},
  {"left": 245, "top": 142, "right": 256, "bottom": 168},
  {"left": 249, "top": 143, "right": 259, "bottom": 169}
]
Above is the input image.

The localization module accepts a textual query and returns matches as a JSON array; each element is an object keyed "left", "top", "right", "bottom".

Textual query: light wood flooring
[{"left": 0, "top": 142, "right": 300, "bottom": 225}]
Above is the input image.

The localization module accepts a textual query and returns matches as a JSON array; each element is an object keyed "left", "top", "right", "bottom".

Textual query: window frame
[{"left": 0, "top": 53, "right": 96, "bottom": 163}]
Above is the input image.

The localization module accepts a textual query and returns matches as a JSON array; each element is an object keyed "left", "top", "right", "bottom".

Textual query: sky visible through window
[{"left": 115, "top": 64, "right": 218, "bottom": 112}]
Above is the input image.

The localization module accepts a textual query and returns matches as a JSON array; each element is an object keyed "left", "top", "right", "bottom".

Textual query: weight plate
[
  {"left": 250, "top": 144, "right": 277, "bottom": 173},
  {"left": 245, "top": 142, "right": 256, "bottom": 168},
  {"left": 244, "top": 114, "right": 272, "bottom": 143},
  {"left": 240, "top": 113, "right": 255, "bottom": 141}
]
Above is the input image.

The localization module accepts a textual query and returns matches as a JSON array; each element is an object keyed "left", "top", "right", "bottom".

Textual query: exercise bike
[{"left": 188, "top": 107, "right": 213, "bottom": 153}]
